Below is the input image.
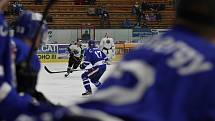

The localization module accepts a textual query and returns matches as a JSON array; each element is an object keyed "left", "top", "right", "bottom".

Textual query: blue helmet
[
  {"left": 14, "top": 10, "right": 48, "bottom": 43},
  {"left": 88, "top": 40, "right": 96, "bottom": 48}
]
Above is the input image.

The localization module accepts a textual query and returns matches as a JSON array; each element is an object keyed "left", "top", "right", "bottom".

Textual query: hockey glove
[
  {"left": 16, "top": 62, "right": 38, "bottom": 94},
  {"left": 80, "top": 63, "right": 86, "bottom": 70}
]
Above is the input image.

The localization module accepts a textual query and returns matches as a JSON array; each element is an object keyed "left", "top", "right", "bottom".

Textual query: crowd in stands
[
  {"left": 75, "top": 0, "right": 96, "bottom": 5},
  {"left": 35, "top": 0, "right": 43, "bottom": 5},
  {"left": 6, "top": 0, "right": 53, "bottom": 23},
  {"left": 122, "top": 18, "right": 132, "bottom": 29},
  {"left": 6, "top": 0, "right": 42, "bottom": 15},
  {"left": 131, "top": 0, "right": 165, "bottom": 28},
  {"left": 88, "top": 6, "right": 110, "bottom": 28},
  {"left": 6, "top": 0, "right": 168, "bottom": 29},
  {"left": 7, "top": 1, "right": 23, "bottom": 15}
]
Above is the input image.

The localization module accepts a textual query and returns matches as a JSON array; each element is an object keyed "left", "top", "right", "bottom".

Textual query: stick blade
[{"left": 44, "top": 66, "right": 54, "bottom": 73}]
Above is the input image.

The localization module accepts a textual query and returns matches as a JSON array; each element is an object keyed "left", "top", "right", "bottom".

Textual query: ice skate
[
  {"left": 82, "top": 90, "right": 92, "bottom": 96},
  {"left": 64, "top": 67, "right": 71, "bottom": 77},
  {"left": 64, "top": 72, "right": 70, "bottom": 77}
]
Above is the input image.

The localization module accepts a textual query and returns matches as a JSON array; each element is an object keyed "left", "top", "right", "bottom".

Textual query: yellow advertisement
[{"left": 37, "top": 54, "right": 68, "bottom": 63}]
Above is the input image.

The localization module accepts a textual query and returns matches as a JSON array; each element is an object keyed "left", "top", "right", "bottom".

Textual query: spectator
[
  {"left": 122, "top": 18, "right": 131, "bottom": 28},
  {"left": 35, "top": 0, "right": 43, "bottom": 5},
  {"left": 132, "top": 2, "right": 141, "bottom": 16},
  {"left": 100, "top": 7, "right": 110, "bottom": 28},
  {"left": 145, "top": 14, "right": 150, "bottom": 21},
  {"left": 141, "top": 0, "right": 149, "bottom": 12},
  {"left": 75, "top": 0, "right": 85, "bottom": 5},
  {"left": 145, "top": 13, "right": 157, "bottom": 22},
  {"left": 157, "top": 3, "right": 165, "bottom": 11},
  {"left": 46, "top": 15, "right": 53, "bottom": 22},
  {"left": 147, "top": 2, "right": 154, "bottom": 10},
  {"left": 149, "top": 13, "right": 157, "bottom": 21},
  {"left": 82, "top": 30, "right": 91, "bottom": 42},
  {"left": 87, "top": 7, "right": 96, "bottom": 16},
  {"left": 11, "top": 1, "right": 23, "bottom": 15},
  {"left": 132, "top": 2, "right": 142, "bottom": 24},
  {"left": 155, "top": 10, "right": 162, "bottom": 21},
  {"left": 11, "top": 2, "right": 16, "bottom": 15},
  {"left": 7, "top": 2, "right": 13, "bottom": 15},
  {"left": 134, "top": 22, "right": 142, "bottom": 29},
  {"left": 96, "top": 6, "right": 103, "bottom": 17},
  {"left": 86, "top": 0, "right": 96, "bottom": 5}
]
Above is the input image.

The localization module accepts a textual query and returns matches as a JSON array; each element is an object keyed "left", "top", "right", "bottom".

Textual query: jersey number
[{"left": 95, "top": 51, "right": 102, "bottom": 58}]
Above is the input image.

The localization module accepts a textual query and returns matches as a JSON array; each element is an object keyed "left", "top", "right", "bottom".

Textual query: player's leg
[
  {"left": 65, "top": 55, "right": 75, "bottom": 77},
  {"left": 106, "top": 50, "right": 113, "bottom": 64},
  {"left": 72, "top": 57, "right": 82, "bottom": 70},
  {"left": 89, "top": 66, "right": 106, "bottom": 88},
  {"left": 81, "top": 72, "right": 92, "bottom": 96},
  {"left": 102, "top": 49, "right": 111, "bottom": 64}
]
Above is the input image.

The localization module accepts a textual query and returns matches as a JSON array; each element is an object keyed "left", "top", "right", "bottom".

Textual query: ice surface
[{"left": 37, "top": 63, "right": 115, "bottom": 106}]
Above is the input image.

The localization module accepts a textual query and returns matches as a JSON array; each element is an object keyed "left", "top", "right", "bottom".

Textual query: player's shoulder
[
  {"left": 13, "top": 37, "right": 26, "bottom": 47},
  {"left": 123, "top": 28, "right": 215, "bottom": 75},
  {"left": 69, "top": 44, "right": 76, "bottom": 48},
  {"left": 0, "top": 13, "right": 5, "bottom": 24},
  {"left": 84, "top": 48, "right": 93, "bottom": 53}
]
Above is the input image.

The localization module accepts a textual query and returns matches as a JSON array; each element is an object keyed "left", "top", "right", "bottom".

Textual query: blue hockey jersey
[
  {"left": 14, "top": 37, "right": 41, "bottom": 73},
  {"left": 0, "top": 12, "right": 61, "bottom": 121},
  {"left": 67, "top": 25, "right": 215, "bottom": 121},
  {"left": 83, "top": 47, "right": 108, "bottom": 69}
]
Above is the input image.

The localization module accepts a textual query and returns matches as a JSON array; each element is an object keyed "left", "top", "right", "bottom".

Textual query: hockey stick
[
  {"left": 44, "top": 66, "right": 81, "bottom": 74},
  {"left": 25, "top": 0, "right": 57, "bottom": 69}
]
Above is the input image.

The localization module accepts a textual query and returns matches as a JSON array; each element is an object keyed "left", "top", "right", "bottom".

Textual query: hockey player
[
  {"left": 13, "top": 10, "right": 55, "bottom": 105},
  {"left": 12, "top": 0, "right": 215, "bottom": 120},
  {"left": 99, "top": 32, "right": 115, "bottom": 64},
  {"left": 56, "top": 0, "right": 215, "bottom": 120},
  {"left": 80, "top": 40, "right": 108, "bottom": 96},
  {"left": 65, "top": 39, "right": 83, "bottom": 77},
  {"left": 0, "top": 2, "right": 64, "bottom": 121}
]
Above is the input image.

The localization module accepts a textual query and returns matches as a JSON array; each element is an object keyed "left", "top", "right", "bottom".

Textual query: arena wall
[
  {"left": 37, "top": 43, "right": 139, "bottom": 63},
  {"left": 48, "top": 29, "right": 168, "bottom": 44}
]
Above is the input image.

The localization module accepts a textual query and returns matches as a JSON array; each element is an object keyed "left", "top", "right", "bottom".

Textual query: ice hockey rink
[{"left": 37, "top": 62, "right": 115, "bottom": 106}]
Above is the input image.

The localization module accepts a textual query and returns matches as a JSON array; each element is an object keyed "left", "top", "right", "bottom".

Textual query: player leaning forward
[
  {"left": 12, "top": 0, "right": 215, "bottom": 120},
  {"left": 58, "top": 0, "right": 215, "bottom": 120},
  {"left": 14, "top": 10, "right": 54, "bottom": 105},
  {"left": 65, "top": 39, "right": 83, "bottom": 77},
  {"left": 80, "top": 40, "right": 108, "bottom": 96},
  {"left": 0, "top": 2, "right": 63, "bottom": 121}
]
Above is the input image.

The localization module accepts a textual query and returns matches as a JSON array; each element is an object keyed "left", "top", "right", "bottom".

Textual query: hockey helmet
[
  {"left": 88, "top": 40, "right": 96, "bottom": 48},
  {"left": 14, "top": 10, "right": 48, "bottom": 43},
  {"left": 176, "top": 0, "right": 215, "bottom": 26},
  {"left": 105, "top": 32, "right": 110, "bottom": 38}
]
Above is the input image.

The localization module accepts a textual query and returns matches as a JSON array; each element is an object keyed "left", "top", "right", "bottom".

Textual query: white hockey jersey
[
  {"left": 68, "top": 44, "right": 82, "bottom": 58},
  {"left": 99, "top": 37, "right": 115, "bottom": 50}
]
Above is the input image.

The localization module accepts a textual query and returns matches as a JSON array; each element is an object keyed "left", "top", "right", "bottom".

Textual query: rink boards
[{"left": 37, "top": 43, "right": 140, "bottom": 63}]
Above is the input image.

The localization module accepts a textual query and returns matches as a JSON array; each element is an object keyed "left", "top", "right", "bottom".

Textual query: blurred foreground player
[
  {"left": 62, "top": 0, "right": 215, "bottom": 120},
  {"left": 0, "top": 2, "right": 63, "bottom": 121},
  {"left": 65, "top": 39, "right": 83, "bottom": 77},
  {"left": 14, "top": 10, "right": 54, "bottom": 105},
  {"left": 12, "top": 0, "right": 215, "bottom": 120},
  {"left": 80, "top": 40, "right": 108, "bottom": 96}
]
